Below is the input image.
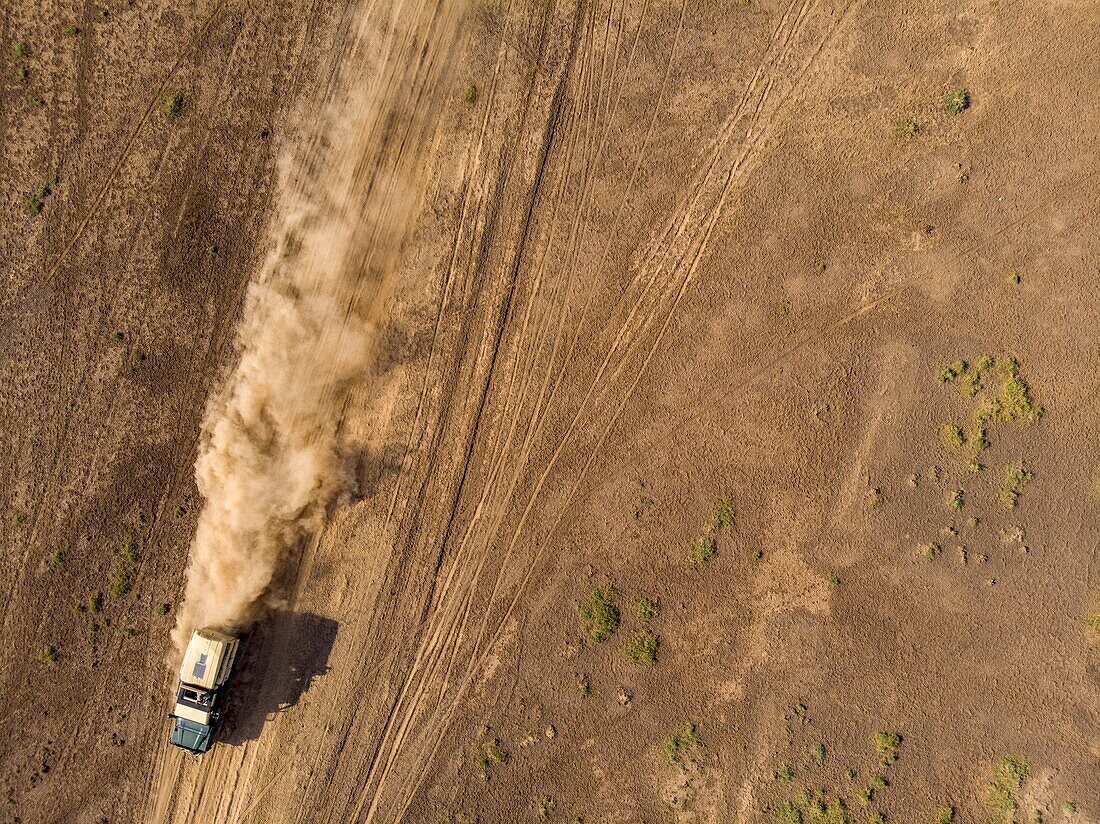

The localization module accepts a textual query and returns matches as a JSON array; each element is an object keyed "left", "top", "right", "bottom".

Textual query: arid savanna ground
[{"left": 1, "top": 0, "right": 1098, "bottom": 822}]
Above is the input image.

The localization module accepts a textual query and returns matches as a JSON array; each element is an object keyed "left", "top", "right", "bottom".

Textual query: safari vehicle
[{"left": 168, "top": 628, "right": 240, "bottom": 754}]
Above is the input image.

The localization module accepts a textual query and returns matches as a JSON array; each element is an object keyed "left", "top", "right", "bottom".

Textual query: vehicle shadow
[{"left": 218, "top": 610, "right": 339, "bottom": 746}]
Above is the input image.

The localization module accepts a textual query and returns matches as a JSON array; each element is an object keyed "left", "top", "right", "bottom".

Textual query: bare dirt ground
[{"left": 1, "top": 0, "right": 1098, "bottom": 822}]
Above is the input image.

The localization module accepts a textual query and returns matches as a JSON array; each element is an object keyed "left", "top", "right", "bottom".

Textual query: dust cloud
[{"left": 171, "top": 3, "right": 463, "bottom": 652}]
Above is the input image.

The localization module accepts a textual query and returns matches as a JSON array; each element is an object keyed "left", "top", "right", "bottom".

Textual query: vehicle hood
[{"left": 170, "top": 717, "right": 214, "bottom": 754}]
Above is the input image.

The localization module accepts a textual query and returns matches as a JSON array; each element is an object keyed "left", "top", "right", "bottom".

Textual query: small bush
[
  {"left": 12, "top": 42, "right": 30, "bottom": 60},
  {"left": 776, "top": 802, "right": 802, "bottom": 824},
  {"left": 621, "top": 630, "right": 659, "bottom": 665},
  {"left": 813, "top": 742, "right": 826, "bottom": 764},
  {"left": 943, "top": 89, "right": 970, "bottom": 115},
  {"left": 47, "top": 547, "right": 66, "bottom": 569},
  {"left": 774, "top": 764, "right": 795, "bottom": 782},
  {"left": 947, "top": 489, "right": 964, "bottom": 511},
  {"left": 937, "top": 360, "right": 967, "bottom": 383},
  {"left": 999, "top": 460, "right": 1033, "bottom": 508},
  {"left": 86, "top": 591, "right": 103, "bottom": 614},
  {"left": 940, "top": 424, "right": 965, "bottom": 448},
  {"left": 110, "top": 566, "right": 135, "bottom": 597},
  {"left": 986, "top": 756, "right": 1029, "bottom": 817},
  {"left": 688, "top": 536, "right": 716, "bottom": 569},
  {"left": 709, "top": 497, "right": 735, "bottom": 530},
  {"left": 875, "top": 731, "right": 902, "bottom": 765},
  {"left": 36, "top": 645, "right": 58, "bottom": 664},
  {"left": 64, "top": 24, "right": 81, "bottom": 35},
  {"left": 578, "top": 588, "right": 619, "bottom": 643},
  {"left": 894, "top": 117, "right": 919, "bottom": 139},
  {"left": 463, "top": 83, "right": 478, "bottom": 106},
  {"left": 156, "top": 602, "right": 170, "bottom": 616},
  {"left": 933, "top": 805, "right": 955, "bottom": 824},
  {"left": 663, "top": 722, "right": 700, "bottom": 769},
  {"left": 634, "top": 597, "right": 658, "bottom": 623},
  {"left": 163, "top": 91, "right": 185, "bottom": 119}
]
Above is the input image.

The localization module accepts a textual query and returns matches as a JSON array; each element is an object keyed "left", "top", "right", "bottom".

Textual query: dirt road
[{"left": 2, "top": 0, "right": 1098, "bottom": 821}]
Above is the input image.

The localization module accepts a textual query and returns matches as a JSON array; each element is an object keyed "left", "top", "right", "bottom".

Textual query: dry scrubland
[{"left": 1, "top": 1, "right": 1098, "bottom": 823}]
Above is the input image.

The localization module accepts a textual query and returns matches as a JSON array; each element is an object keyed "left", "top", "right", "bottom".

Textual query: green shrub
[
  {"left": 578, "top": 588, "right": 619, "bottom": 643},
  {"left": 875, "top": 731, "right": 902, "bottom": 765},
  {"left": 36, "top": 645, "right": 58, "bottom": 664},
  {"left": 634, "top": 597, "right": 658, "bottom": 623},
  {"left": 709, "top": 497, "right": 735, "bottom": 530},
  {"left": 688, "top": 536, "right": 716, "bottom": 569},
  {"left": 943, "top": 89, "right": 970, "bottom": 115},
  {"left": 999, "top": 460, "right": 1033, "bottom": 508},
  {"left": 621, "top": 630, "right": 659, "bottom": 665},
  {"left": 986, "top": 756, "right": 1029, "bottom": 818},
  {"left": 163, "top": 91, "right": 185, "bottom": 119},
  {"left": 12, "top": 42, "right": 30, "bottom": 60},
  {"left": 894, "top": 117, "right": 919, "bottom": 139},
  {"left": 663, "top": 722, "right": 700, "bottom": 769},
  {"left": 110, "top": 566, "right": 135, "bottom": 597}
]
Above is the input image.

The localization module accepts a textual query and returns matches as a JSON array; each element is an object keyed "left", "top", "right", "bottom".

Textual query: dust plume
[{"left": 171, "top": 3, "right": 464, "bottom": 652}]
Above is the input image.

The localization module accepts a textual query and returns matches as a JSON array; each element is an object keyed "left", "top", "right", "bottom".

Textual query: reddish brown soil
[{"left": 1, "top": 1, "right": 1097, "bottom": 823}]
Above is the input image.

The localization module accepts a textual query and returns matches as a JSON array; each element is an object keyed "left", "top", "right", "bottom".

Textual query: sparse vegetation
[
  {"left": 688, "top": 535, "right": 716, "bottom": 569},
  {"left": 709, "top": 497, "right": 735, "bottom": 530},
  {"left": 932, "top": 804, "right": 955, "bottom": 823},
  {"left": 156, "top": 602, "right": 170, "bottom": 616},
  {"left": 943, "top": 89, "right": 970, "bottom": 115},
  {"left": 63, "top": 24, "right": 81, "bottom": 35},
  {"left": 24, "top": 182, "right": 52, "bottom": 217},
  {"left": 163, "top": 91, "right": 186, "bottom": 119},
  {"left": 535, "top": 797, "right": 555, "bottom": 820},
  {"left": 36, "top": 645, "right": 58, "bottom": 664},
  {"left": 776, "top": 788, "right": 850, "bottom": 824},
  {"left": 937, "top": 359, "right": 967, "bottom": 383},
  {"left": 894, "top": 117, "right": 919, "bottom": 139},
  {"left": 866, "top": 487, "right": 884, "bottom": 508},
  {"left": 110, "top": 566, "right": 135, "bottom": 597},
  {"left": 578, "top": 587, "right": 619, "bottom": 643},
  {"left": 774, "top": 763, "right": 795, "bottom": 782},
  {"left": 634, "top": 597, "right": 658, "bottom": 623},
  {"left": 813, "top": 742, "right": 826, "bottom": 764},
  {"left": 622, "top": 630, "right": 659, "bottom": 664},
  {"left": 663, "top": 722, "right": 700, "bottom": 769},
  {"left": 12, "top": 42, "right": 30, "bottom": 61},
  {"left": 874, "top": 731, "right": 902, "bottom": 765},
  {"left": 47, "top": 547, "right": 66, "bottom": 569},
  {"left": 940, "top": 424, "right": 965, "bottom": 448},
  {"left": 86, "top": 591, "right": 103, "bottom": 614},
  {"left": 985, "top": 756, "right": 1029, "bottom": 819},
  {"left": 999, "top": 460, "right": 1033, "bottom": 508},
  {"left": 947, "top": 489, "right": 964, "bottom": 511},
  {"left": 110, "top": 534, "right": 140, "bottom": 597},
  {"left": 463, "top": 83, "right": 478, "bottom": 106},
  {"left": 577, "top": 675, "right": 591, "bottom": 698}
]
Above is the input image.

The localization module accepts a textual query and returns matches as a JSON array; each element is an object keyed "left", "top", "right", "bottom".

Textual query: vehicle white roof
[{"left": 179, "top": 628, "right": 237, "bottom": 690}]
